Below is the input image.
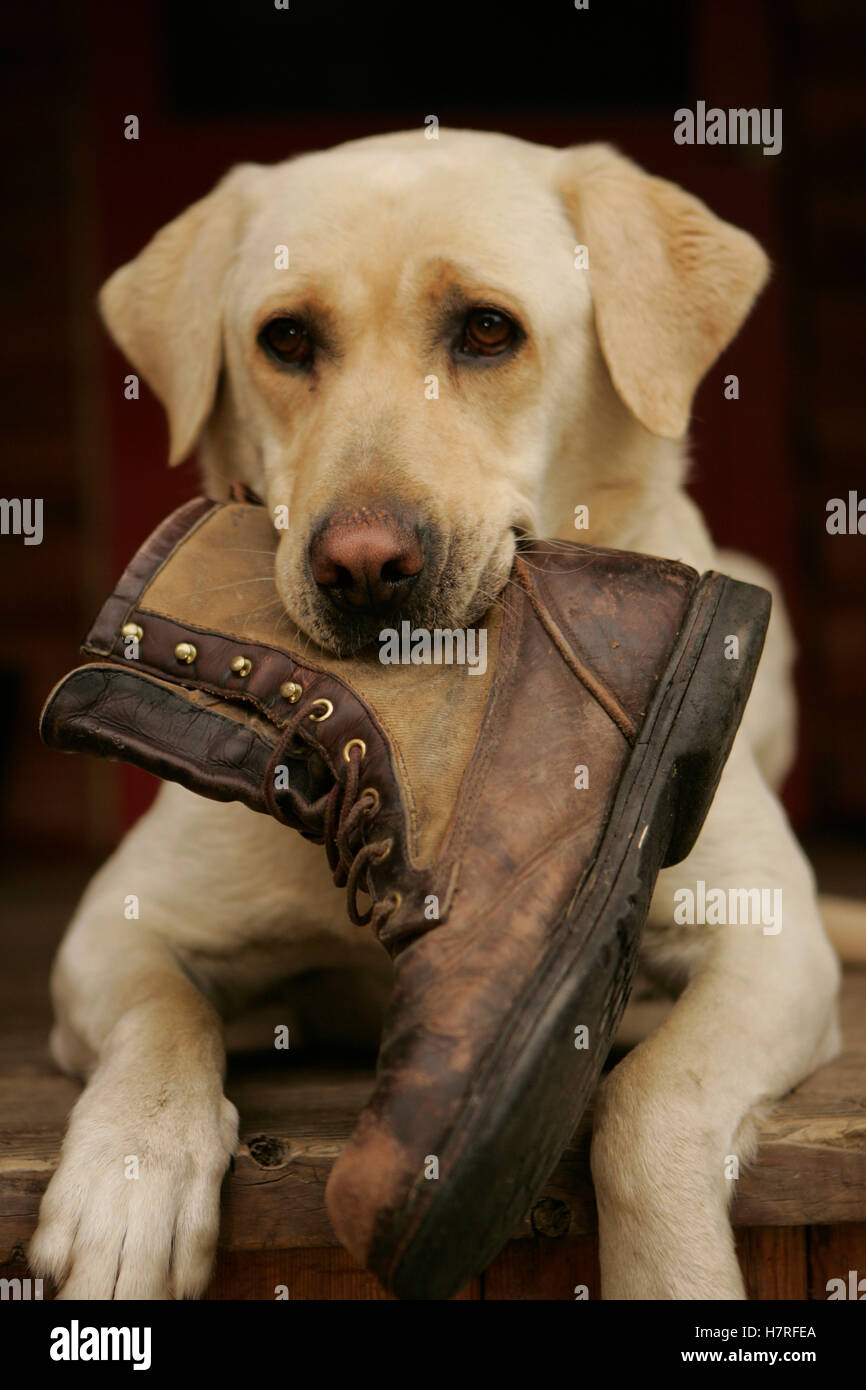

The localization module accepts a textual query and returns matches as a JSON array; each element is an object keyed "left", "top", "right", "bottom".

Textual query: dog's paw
[{"left": 29, "top": 1072, "right": 238, "bottom": 1299}]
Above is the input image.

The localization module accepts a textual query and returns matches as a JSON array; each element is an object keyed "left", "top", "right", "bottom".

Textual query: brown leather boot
[{"left": 41, "top": 496, "right": 770, "bottom": 1299}]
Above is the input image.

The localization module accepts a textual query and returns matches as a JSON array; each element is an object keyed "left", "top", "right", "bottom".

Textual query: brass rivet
[
  {"left": 230, "top": 655, "right": 252, "bottom": 677},
  {"left": 121, "top": 622, "right": 143, "bottom": 642},
  {"left": 308, "top": 698, "right": 333, "bottom": 722},
  {"left": 343, "top": 738, "right": 366, "bottom": 763},
  {"left": 280, "top": 680, "right": 303, "bottom": 703},
  {"left": 174, "top": 641, "right": 197, "bottom": 664}
]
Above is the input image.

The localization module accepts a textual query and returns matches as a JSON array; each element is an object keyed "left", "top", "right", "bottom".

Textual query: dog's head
[{"left": 100, "top": 130, "right": 767, "bottom": 654}]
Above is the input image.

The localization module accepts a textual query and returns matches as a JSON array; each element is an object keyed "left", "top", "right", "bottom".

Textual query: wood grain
[
  {"left": 807, "top": 1222, "right": 866, "bottom": 1300},
  {"left": 736, "top": 1226, "right": 809, "bottom": 1301}
]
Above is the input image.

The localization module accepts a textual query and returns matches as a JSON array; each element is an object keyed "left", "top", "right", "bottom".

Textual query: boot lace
[{"left": 264, "top": 701, "right": 394, "bottom": 927}]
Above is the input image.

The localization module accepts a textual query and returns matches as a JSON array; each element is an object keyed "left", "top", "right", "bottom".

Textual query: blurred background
[{"left": 1, "top": 0, "right": 864, "bottom": 895}]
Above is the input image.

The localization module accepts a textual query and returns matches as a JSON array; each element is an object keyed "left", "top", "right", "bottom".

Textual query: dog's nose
[{"left": 309, "top": 506, "right": 425, "bottom": 611}]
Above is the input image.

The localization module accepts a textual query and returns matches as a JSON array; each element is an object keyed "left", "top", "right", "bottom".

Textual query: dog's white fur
[{"left": 30, "top": 130, "right": 842, "bottom": 1300}]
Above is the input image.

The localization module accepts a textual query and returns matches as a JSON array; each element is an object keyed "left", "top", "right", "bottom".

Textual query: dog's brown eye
[
  {"left": 261, "top": 317, "right": 313, "bottom": 365},
  {"left": 462, "top": 307, "right": 515, "bottom": 356}
]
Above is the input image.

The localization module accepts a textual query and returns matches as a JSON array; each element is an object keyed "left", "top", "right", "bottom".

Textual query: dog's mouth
[{"left": 281, "top": 531, "right": 517, "bottom": 660}]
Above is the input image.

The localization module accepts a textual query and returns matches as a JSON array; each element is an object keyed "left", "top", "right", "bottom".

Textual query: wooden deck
[{"left": 2, "top": 861, "right": 865, "bottom": 1298}]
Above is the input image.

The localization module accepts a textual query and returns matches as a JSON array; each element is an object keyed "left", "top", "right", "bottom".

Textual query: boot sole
[{"left": 373, "top": 572, "right": 771, "bottom": 1299}]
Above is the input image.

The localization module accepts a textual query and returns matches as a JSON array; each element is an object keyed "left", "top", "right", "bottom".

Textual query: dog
[{"left": 29, "top": 129, "right": 843, "bottom": 1299}]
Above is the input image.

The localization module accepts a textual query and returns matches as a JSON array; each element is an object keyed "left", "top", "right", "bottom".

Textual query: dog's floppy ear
[
  {"left": 99, "top": 163, "right": 261, "bottom": 465},
  {"left": 555, "top": 144, "right": 769, "bottom": 438}
]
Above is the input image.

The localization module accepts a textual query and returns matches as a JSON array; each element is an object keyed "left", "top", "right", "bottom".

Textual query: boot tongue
[
  {"left": 141, "top": 501, "right": 283, "bottom": 638},
  {"left": 309, "top": 619, "right": 502, "bottom": 867}
]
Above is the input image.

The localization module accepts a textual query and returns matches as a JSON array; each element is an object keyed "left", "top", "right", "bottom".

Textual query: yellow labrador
[{"left": 30, "top": 130, "right": 842, "bottom": 1300}]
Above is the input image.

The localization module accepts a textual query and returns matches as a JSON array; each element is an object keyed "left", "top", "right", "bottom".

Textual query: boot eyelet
[
  {"left": 360, "top": 786, "right": 380, "bottom": 816},
  {"left": 372, "top": 838, "right": 393, "bottom": 865},
  {"left": 343, "top": 738, "right": 366, "bottom": 763},
  {"left": 309, "top": 698, "right": 334, "bottom": 721}
]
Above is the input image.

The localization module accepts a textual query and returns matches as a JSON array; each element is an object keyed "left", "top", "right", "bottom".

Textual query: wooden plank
[
  {"left": 729, "top": 972, "right": 866, "bottom": 1229},
  {"left": 735, "top": 1227, "right": 809, "bottom": 1300},
  {"left": 483, "top": 1235, "right": 601, "bottom": 1300},
  {"left": 483, "top": 1227, "right": 814, "bottom": 1301},
  {"left": 807, "top": 1221, "right": 866, "bottom": 1300},
  {"left": 204, "top": 1248, "right": 479, "bottom": 1300},
  {"left": 220, "top": 1065, "right": 375, "bottom": 1252},
  {"left": 483, "top": 1228, "right": 815, "bottom": 1301},
  {"left": 9, "top": 1232, "right": 862, "bottom": 1301},
  {"left": 0, "top": 1248, "right": 480, "bottom": 1302}
]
